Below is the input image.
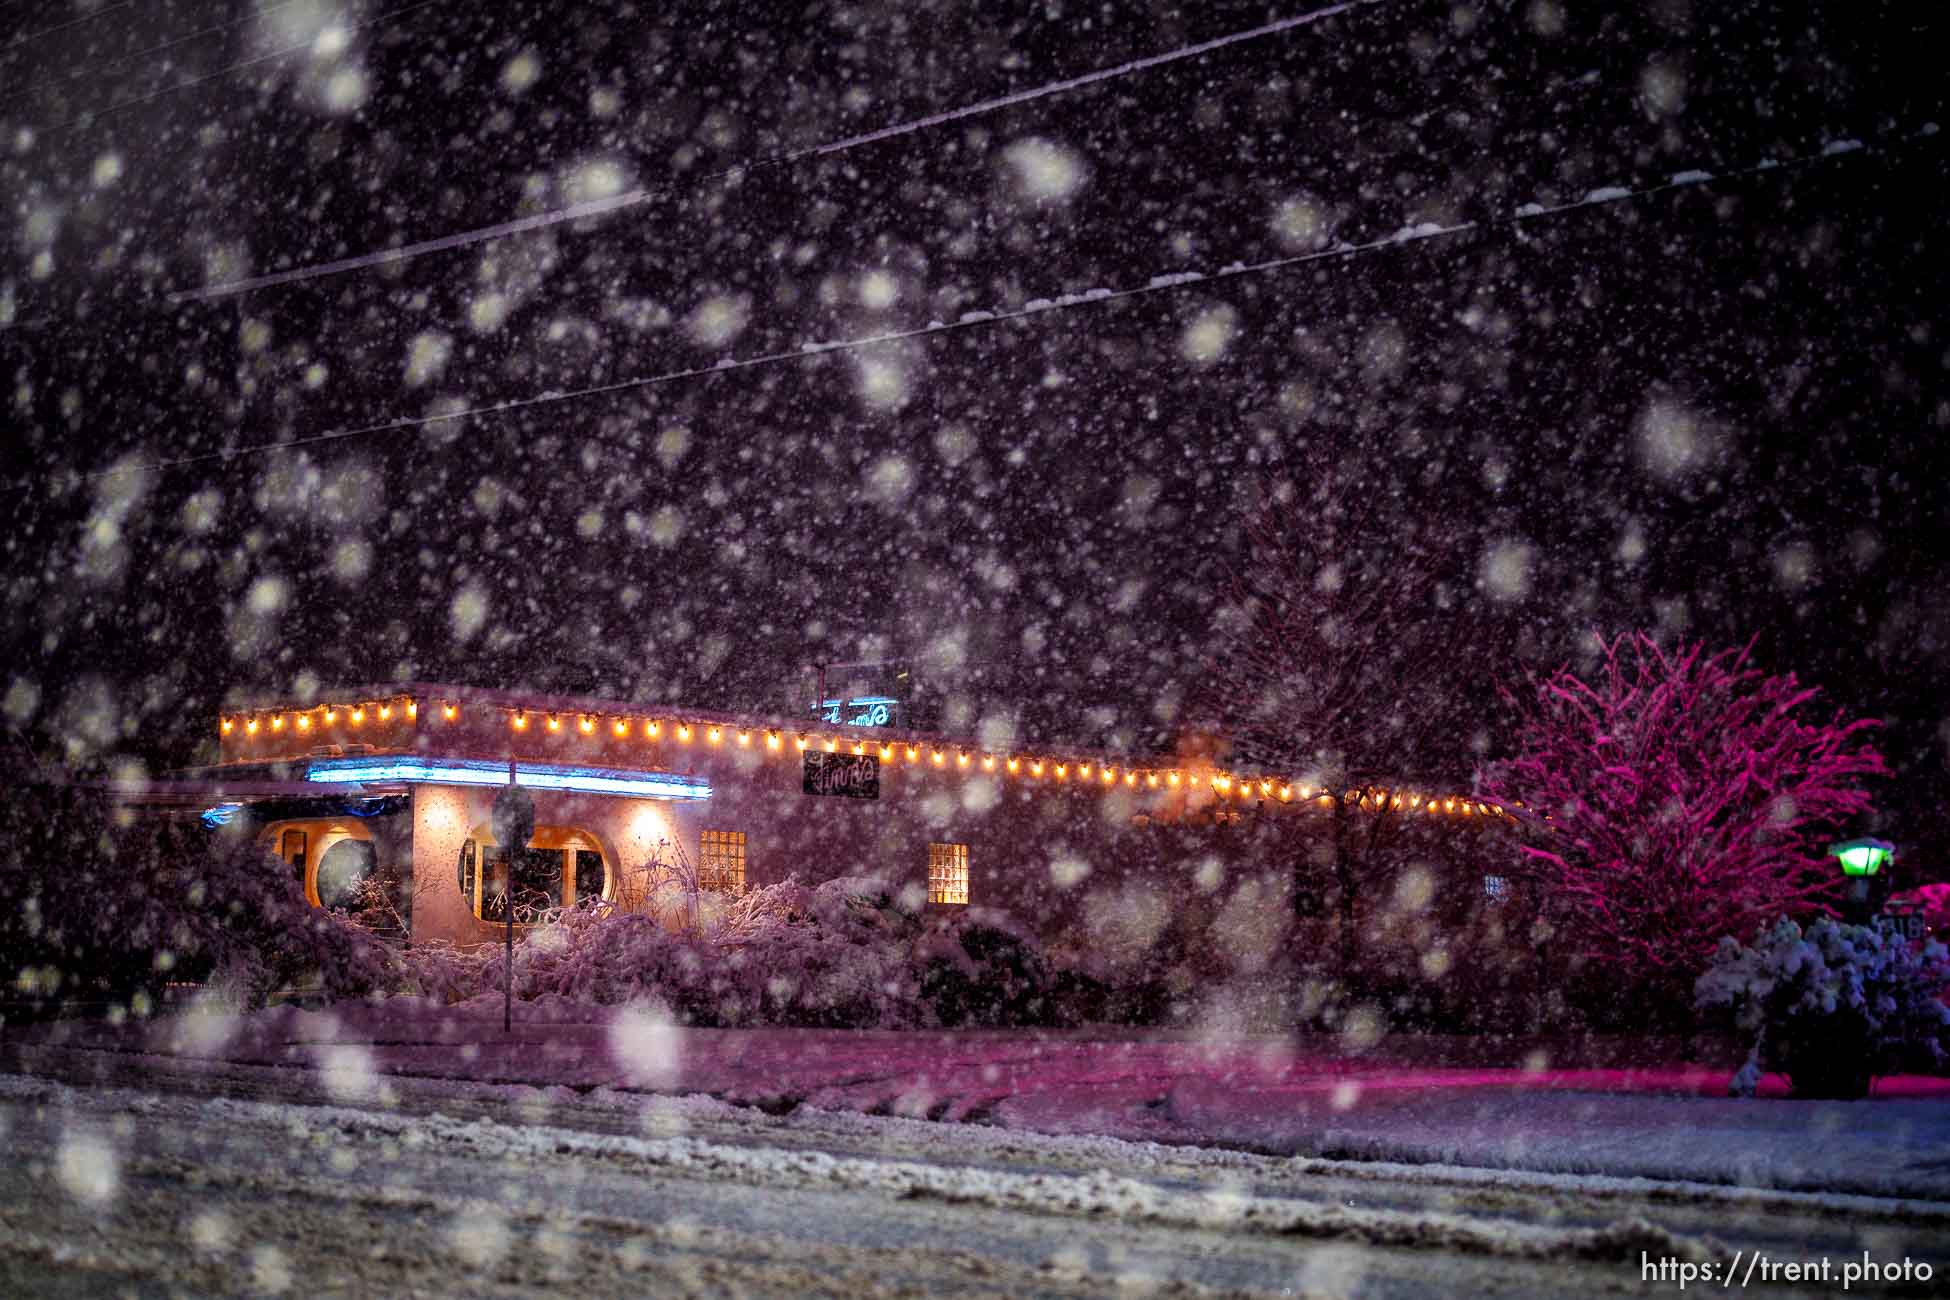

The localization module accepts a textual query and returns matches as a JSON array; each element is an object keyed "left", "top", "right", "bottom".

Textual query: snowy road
[{"left": 4, "top": 1071, "right": 1947, "bottom": 1298}]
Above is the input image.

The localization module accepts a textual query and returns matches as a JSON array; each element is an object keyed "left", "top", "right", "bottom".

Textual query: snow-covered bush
[
  {"left": 919, "top": 912, "right": 1054, "bottom": 1026},
  {"left": 1, "top": 779, "right": 393, "bottom": 1016},
  {"left": 409, "top": 873, "right": 1120, "bottom": 1030},
  {"left": 1695, "top": 917, "right": 1950, "bottom": 1098},
  {"left": 413, "top": 874, "right": 939, "bottom": 1027}
]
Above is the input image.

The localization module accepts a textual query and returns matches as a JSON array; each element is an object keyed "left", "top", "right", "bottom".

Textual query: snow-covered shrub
[
  {"left": 707, "top": 876, "right": 927, "bottom": 1027},
  {"left": 391, "top": 938, "right": 491, "bottom": 1005},
  {"left": 1695, "top": 917, "right": 1950, "bottom": 1098},
  {"left": 919, "top": 912, "right": 1053, "bottom": 1026},
  {"left": 423, "top": 874, "right": 935, "bottom": 1027},
  {"left": 0, "top": 779, "right": 392, "bottom": 1016}
]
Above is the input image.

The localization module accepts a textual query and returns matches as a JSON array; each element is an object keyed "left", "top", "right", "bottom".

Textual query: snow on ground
[{"left": 8, "top": 997, "right": 1950, "bottom": 1200}]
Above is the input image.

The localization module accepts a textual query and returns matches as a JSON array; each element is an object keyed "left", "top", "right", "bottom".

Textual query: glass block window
[
  {"left": 699, "top": 830, "right": 746, "bottom": 894},
  {"left": 1483, "top": 874, "right": 1511, "bottom": 904},
  {"left": 928, "top": 842, "right": 969, "bottom": 905}
]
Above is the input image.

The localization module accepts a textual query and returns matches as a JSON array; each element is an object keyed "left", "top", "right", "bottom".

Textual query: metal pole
[{"left": 505, "top": 759, "right": 514, "bottom": 1036}]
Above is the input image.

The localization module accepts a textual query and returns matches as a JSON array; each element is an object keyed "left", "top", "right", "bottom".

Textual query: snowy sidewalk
[{"left": 8, "top": 998, "right": 1949, "bottom": 1200}]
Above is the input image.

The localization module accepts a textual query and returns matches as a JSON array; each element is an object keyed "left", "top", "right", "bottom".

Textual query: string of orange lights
[{"left": 218, "top": 696, "right": 1507, "bottom": 820}]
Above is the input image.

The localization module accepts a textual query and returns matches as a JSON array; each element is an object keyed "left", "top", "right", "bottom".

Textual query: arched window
[
  {"left": 261, "top": 820, "right": 382, "bottom": 913},
  {"left": 316, "top": 838, "right": 377, "bottom": 912},
  {"left": 457, "top": 825, "right": 610, "bottom": 921}
]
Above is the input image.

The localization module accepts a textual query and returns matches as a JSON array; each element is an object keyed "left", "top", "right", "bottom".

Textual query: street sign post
[{"left": 491, "top": 779, "right": 535, "bottom": 1034}]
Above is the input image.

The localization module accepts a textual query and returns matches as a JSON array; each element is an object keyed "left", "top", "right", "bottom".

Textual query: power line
[
  {"left": 3, "top": 0, "right": 140, "bottom": 51},
  {"left": 164, "top": 0, "right": 1384, "bottom": 305},
  {"left": 1, "top": 0, "right": 320, "bottom": 111},
  {"left": 79, "top": 123, "right": 1936, "bottom": 483},
  {"left": 33, "top": 0, "right": 449, "bottom": 136}
]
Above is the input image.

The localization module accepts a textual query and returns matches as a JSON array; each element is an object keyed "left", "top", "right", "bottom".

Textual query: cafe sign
[{"left": 802, "top": 751, "right": 880, "bottom": 800}]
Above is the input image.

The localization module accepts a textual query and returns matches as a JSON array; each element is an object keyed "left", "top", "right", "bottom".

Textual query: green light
[{"left": 1829, "top": 838, "right": 1893, "bottom": 877}]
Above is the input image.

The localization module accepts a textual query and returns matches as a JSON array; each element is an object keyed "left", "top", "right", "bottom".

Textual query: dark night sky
[{"left": 2, "top": 1, "right": 1946, "bottom": 868}]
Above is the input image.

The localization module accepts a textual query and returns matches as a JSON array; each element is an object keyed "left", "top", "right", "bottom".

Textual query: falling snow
[{"left": 2, "top": 0, "right": 1947, "bottom": 1291}]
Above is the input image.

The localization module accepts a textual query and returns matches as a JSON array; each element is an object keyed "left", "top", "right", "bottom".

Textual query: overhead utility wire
[
  {"left": 4, "top": 0, "right": 140, "bottom": 50},
  {"left": 85, "top": 124, "right": 1936, "bottom": 483},
  {"left": 165, "top": 0, "right": 1383, "bottom": 304},
  {"left": 1, "top": 0, "right": 319, "bottom": 110},
  {"left": 33, "top": 0, "right": 449, "bottom": 136}
]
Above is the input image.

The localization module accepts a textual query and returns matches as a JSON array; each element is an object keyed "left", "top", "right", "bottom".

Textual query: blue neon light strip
[
  {"left": 304, "top": 756, "right": 710, "bottom": 800},
  {"left": 201, "top": 802, "right": 245, "bottom": 828}
]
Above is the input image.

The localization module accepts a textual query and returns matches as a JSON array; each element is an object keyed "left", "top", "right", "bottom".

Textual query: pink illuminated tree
[{"left": 1482, "top": 633, "right": 1887, "bottom": 1005}]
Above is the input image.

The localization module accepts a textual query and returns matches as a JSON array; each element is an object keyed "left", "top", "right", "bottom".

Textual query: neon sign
[{"left": 812, "top": 695, "right": 898, "bottom": 727}]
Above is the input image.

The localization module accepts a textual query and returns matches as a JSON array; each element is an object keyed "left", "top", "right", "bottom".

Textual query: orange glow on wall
[{"left": 213, "top": 687, "right": 1497, "bottom": 830}]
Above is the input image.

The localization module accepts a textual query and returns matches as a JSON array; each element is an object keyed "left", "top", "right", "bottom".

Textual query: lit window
[
  {"left": 928, "top": 842, "right": 969, "bottom": 906},
  {"left": 279, "top": 828, "right": 309, "bottom": 878},
  {"left": 315, "top": 838, "right": 376, "bottom": 912},
  {"left": 699, "top": 830, "right": 747, "bottom": 894},
  {"left": 460, "top": 827, "right": 606, "bottom": 920},
  {"left": 570, "top": 849, "right": 605, "bottom": 907},
  {"left": 1483, "top": 874, "right": 1511, "bottom": 904}
]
